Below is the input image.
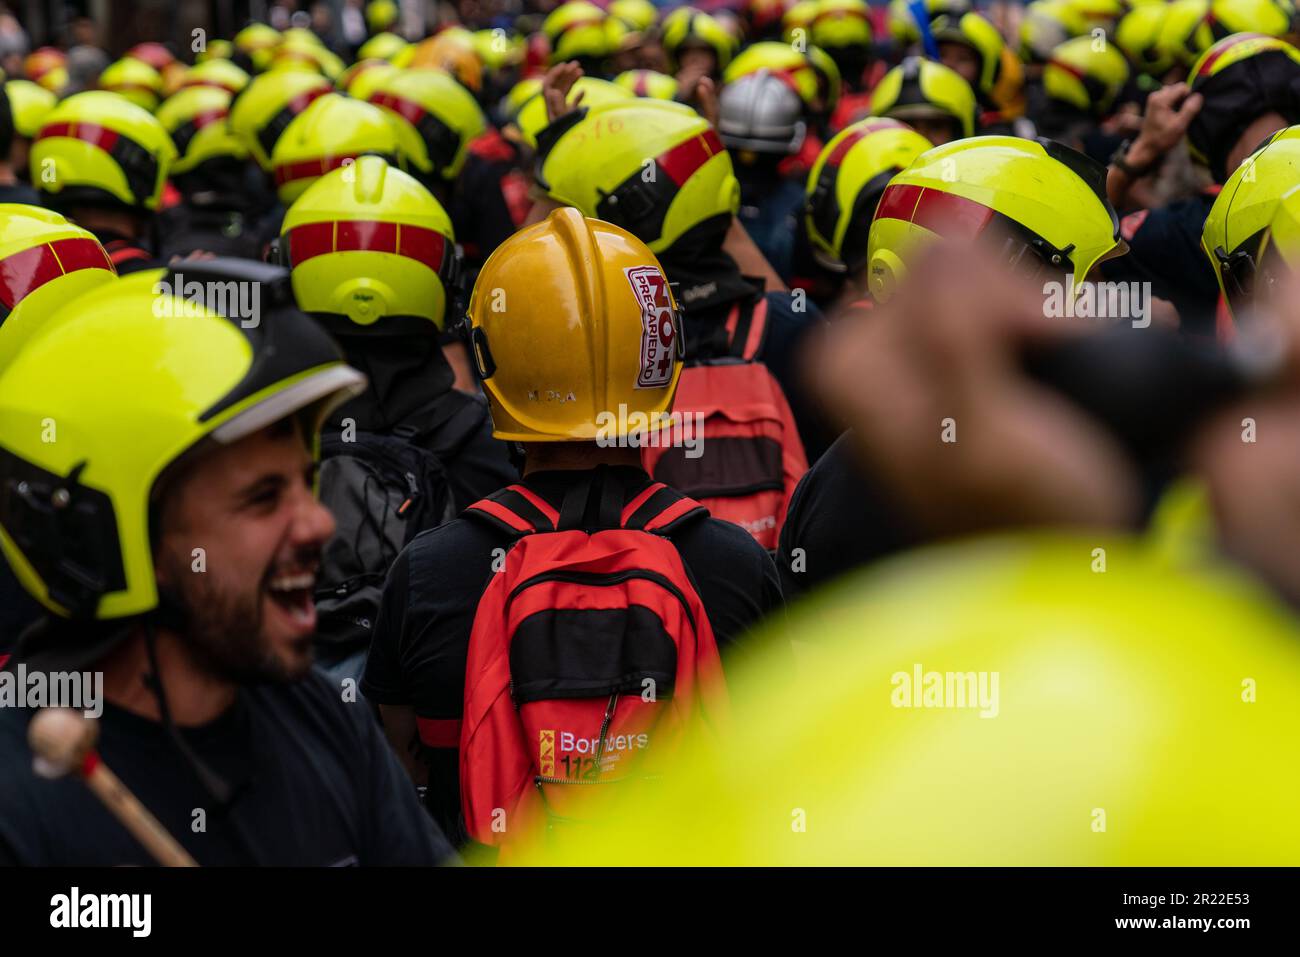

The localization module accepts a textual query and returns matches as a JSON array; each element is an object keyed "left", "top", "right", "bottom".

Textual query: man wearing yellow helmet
[
  {"left": 534, "top": 68, "right": 830, "bottom": 466},
  {"left": 779, "top": 135, "right": 1128, "bottom": 596},
  {"left": 1, "top": 80, "right": 55, "bottom": 196},
  {"left": 31, "top": 90, "right": 178, "bottom": 273},
  {"left": 154, "top": 85, "right": 264, "bottom": 260},
  {"left": 868, "top": 56, "right": 977, "bottom": 145},
  {"left": 718, "top": 68, "right": 813, "bottom": 280},
  {"left": 1103, "top": 33, "right": 1300, "bottom": 335},
  {"left": 275, "top": 155, "right": 516, "bottom": 682},
  {"left": 0, "top": 205, "right": 118, "bottom": 648},
  {"left": 0, "top": 258, "right": 453, "bottom": 865},
  {"left": 362, "top": 208, "right": 782, "bottom": 847},
  {"left": 0, "top": 81, "right": 41, "bottom": 203}
]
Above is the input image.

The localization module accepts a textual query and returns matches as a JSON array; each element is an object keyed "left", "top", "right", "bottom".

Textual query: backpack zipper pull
[{"left": 397, "top": 472, "right": 420, "bottom": 518}]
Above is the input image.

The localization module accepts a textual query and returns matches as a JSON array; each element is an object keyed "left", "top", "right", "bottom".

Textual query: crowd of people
[{"left": 3, "top": 0, "right": 1300, "bottom": 867}]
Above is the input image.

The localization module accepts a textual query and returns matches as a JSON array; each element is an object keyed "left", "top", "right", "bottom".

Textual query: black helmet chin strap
[{"left": 141, "top": 617, "right": 264, "bottom": 865}]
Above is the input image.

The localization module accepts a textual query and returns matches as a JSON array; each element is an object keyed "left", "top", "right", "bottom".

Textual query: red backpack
[
  {"left": 642, "top": 295, "right": 809, "bottom": 550},
  {"left": 459, "top": 475, "right": 728, "bottom": 851}
]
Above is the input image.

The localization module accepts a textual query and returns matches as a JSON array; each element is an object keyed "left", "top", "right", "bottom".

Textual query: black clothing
[
  {"left": 1100, "top": 193, "right": 1219, "bottom": 338},
  {"left": 325, "top": 333, "right": 517, "bottom": 512},
  {"left": 0, "top": 669, "right": 454, "bottom": 865},
  {"left": 362, "top": 465, "right": 784, "bottom": 843},
  {"left": 0, "top": 181, "right": 39, "bottom": 205},
  {"left": 777, "top": 431, "right": 921, "bottom": 599}
]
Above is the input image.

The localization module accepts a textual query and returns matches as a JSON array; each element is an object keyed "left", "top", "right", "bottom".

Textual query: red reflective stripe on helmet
[
  {"left": 1194, "top": 32, "right": 1270, "bottom": 79},
  {"left": 287, "top": 219, "right": 449, "bottom": 272},
  {"left": 36, "top": 121, "right": 121, "bottom": 153},
  {"left": 273, "top": 153, "right": 359, "bottom": 186},
  {"left": 287, "top": 87, "right": 330, "bottom": 114},
  {"left": 874, "top": 182, "right": 923, "bottom": 222},
  {"left": 0, "top": 237, "right": 113, "bottom": 311},
  {"left": 338, "top": 219, "right": 398, "bottom": 254},
  {"left": 397, "top": 224, "right": 447, "bottom": 272},
  {"left": 874, "top": 182, "right": 996, "bottom": 238},
  {"left": 635, "top": 73, "right": 649, "bottom": 96},
  {"left": 101, "top": 82, "right": 160, "bottom": 95},
  {"left": 416, "top": 717, "right": 463, "bottom": 748},
  {"left": 1047, "top": 57, "right": 1087, "bottom": 81},
  {"left": 658, "top": 128, "right": 724, "bottom": 186},
  {"left": 190, "top": 108, "right": 230, "bottom": 131},
  {"left": 369, "top": 91, "right": 427, "bottom": 126},
  {"left": 826, "top": 125, "right": 878, "bottom": 166},
  {"left": 49, "top": 236, "right": 115, "bottom": 274},
  {"left": 285, "top": 221, "right": 335, "bottom": 264}
]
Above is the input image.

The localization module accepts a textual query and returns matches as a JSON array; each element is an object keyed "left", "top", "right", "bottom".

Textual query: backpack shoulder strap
[
  {"left": 620, "top": 481, "right": 709, "bottom": 536},
  {"left": 464, "top": 483, "right": 559, "bottom": 537},
  {"left": 724, "top": 291, "right": 770, "bottom": 361}
]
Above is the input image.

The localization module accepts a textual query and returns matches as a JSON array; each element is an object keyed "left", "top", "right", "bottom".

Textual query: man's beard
[{"left": 156, "top": 554, "right": 313, "bottom": 684}]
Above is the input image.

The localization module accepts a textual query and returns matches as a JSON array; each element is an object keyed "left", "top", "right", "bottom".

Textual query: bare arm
[
  {"left": 724, "top": 216, "right": 788, "bottom": 293},
  {"left": 377, "top": 703, "right": 428, "bottom": 790}
]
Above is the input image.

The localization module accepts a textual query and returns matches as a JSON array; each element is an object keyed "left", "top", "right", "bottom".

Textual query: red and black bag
[
  {"left": 642, "top": 295, "right": 808, "bottom": 550},
  {"left": 459, "top": 474, "right": 728, "bottom": 850}
]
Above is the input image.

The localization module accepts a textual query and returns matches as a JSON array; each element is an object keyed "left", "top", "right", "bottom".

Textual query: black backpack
[{"left": 314, "top": 426, "right": 455, "bottom": 653}]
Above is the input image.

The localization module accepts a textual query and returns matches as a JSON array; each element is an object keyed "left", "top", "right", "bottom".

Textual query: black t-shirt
[
  {"left": 361, "top": 465, "right": 785, "bottom": 843},
  {"left": 1100, "top": 193, "right": 1219, "bottom": 338},
  {"left": 776, "top": 431, "right": 921, "bottom": 599},
  {"left": 0, "top": 670, "right": 454, "bottom": 866}
]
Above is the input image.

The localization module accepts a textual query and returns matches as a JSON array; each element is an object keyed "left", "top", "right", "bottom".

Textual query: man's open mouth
[{"left": 266, "top": 571, "right": 317, "bottom": 625}]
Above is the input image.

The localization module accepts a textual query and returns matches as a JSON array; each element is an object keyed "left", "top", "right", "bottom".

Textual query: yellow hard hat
[
  {"left": 3, "top": 80, "right": 57, "bottom": 139},
  {"left": 1159, "top": 0, "right": 1297, "bottom": 69},
  {"left": 336, "top": 59, "right": 399, "bottom": 100},
  {"left": 1201, "top": 125, "right": 1300, "bottom": 320},
  {"left": 811, "top": 0, "right": 875, "bottom": 52},
  {"left": 357, "top": 31, "right": 409, "bottom": 63},
  {"left": 270, "top": 92, "right": 406, "bottom": 204},
  {"left": 511, "top": 75, "right": 633, "bottom": 148},
  {"left": 155, "top": 86, "right": 248, "bottom": 175},
  {"left": 724, "top": 40, "right": 842, "bottom": 115},
  {"left": 866, "top": 135, "right": 1123, "bottom": 302},
  {"left": 31, "top": 91, "right": 178, "bottom": 212},
  {"left": 805, "top": 118, "right": 934, "bottom": 274},
  {"left": 228, "top": 69, "right": 332, "bottom": 172},
  {"left": 180, "top": 58, "right": 251, "bottom": 95},
  {"left": 279, "top": 155, "right": 460, "bottom": 330},
  {"left": 536, "top": 99, "right": 740, "bottom": 255},
  {"left": 1018, "top": 0, "right": 1088, "bottom": 63},
  {"left": 98, "top": 57, "right": 165, "bottom": 113},
  {"left": 0, "top": 205, "right": 117, "bottom": 370},
  {"left": 197, "top": 39, "right": 236, "bottom": 64},
  {"left": 888, "top": 0, "right": 973, "bottom": 44},
  {"left": 466, "top": 207, "right": 683, "bottom": 442},
  {"left": 1256, "top": 180, "right": 1300, "bottom": 292},
  {"left": 0, "top": 263, "right": 365, "bottom": 621},
  {"left": 365, "top": 68, "right": 486, "bottom": 183},
  {"left": 662, "top": 7, "right": 737, "bottom": 72},
  {"left": 513, "top": 532, "right": 1300, "bottom": 864},
  {"left": 367, "top": 0, "right": 400, "bottom": 33},
  {"left": 1043, "top": 34, "right": 1131, "bottom": 115},
  {"left": 1116, "top": 3, "right": 1175, "bottom": 78},
  {"left": 543, "top": 1, "right": 618, "bottom": 64},
  {"left": 869, "top": 56, "right": 977, "bottom": 140},
  {"left": 404, "top": 29, "right": 485, "bottom": 92},
  {"left": 614, "top": 69, "right": 680, "bottom": 100},
  {"left": 234, "top": 22, "right": 283, "bottom": 72}
]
